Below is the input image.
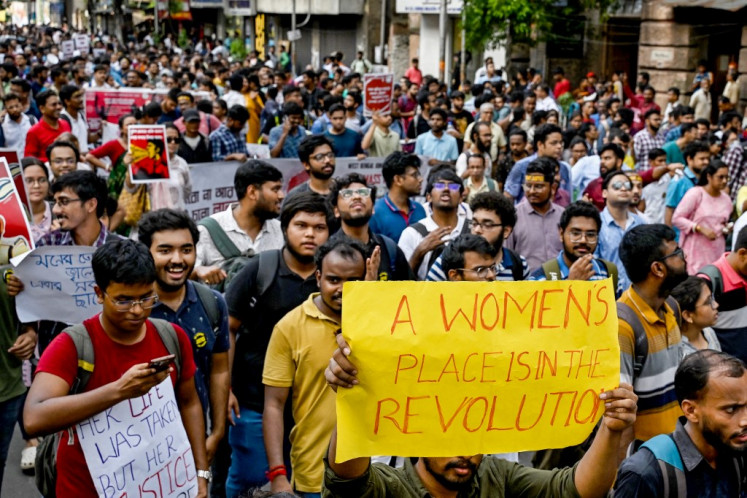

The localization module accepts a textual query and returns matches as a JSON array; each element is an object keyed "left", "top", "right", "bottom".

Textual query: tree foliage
[{"left": 462, "top": 0, "right": 618, "bottom": 51}]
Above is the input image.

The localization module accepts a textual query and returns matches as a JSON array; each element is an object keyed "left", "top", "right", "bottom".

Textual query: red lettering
[
  {"left": 538, "top": 289, "right": 563, "bottom": 329},
  {"left": 481, "top": 352, "right": 500, "bottom": 383},
  {"left": 515, "top": 393, "right": 548, "bottom": 431},
  {"left": 594, "top": 284, "right": 610, "bottom": 325},
  {"left": 548, "top": 391, "right": 575, "bottom": 426},
  {"left": 391, "top": 295, "right": 416, "bottom": 334},
  {"left": 564, "top": 286, "right": 591, "bottom": 327},
  {"left": 403, "top": 396, "right": 429, "bottom": 434},
  {"left": 487, "top": 396, "right": 512, "bottom": 431},
  {"left": 394, "top": 354, "right": 418, "bottom": 384},
  {"left": 502, "top": 291, "right": 538, "bottom": 329},
  {"left": 479, "top": 293, "right": 500, "bottom": 330},
  {"left": 590, "top": 349, "right": 609, "bottom": 378},
  {"left": 535, "top": 351, "right": 557, "bottom": 380},
  {"left": 574, "top": 389, "right": 601, "bottom": 425},
  {"left": 437, "top": 354, "right": 460, "bottom": 382},
  {"left": 462, "top": 353, "right": 478, "bottom": 382},
  {"left": 417, "top": 355, "right": 438, "bottom": 383},
  {"left": 374, "top": 398, "right": 402, "bottom": 434},
  {"left": 463, "top": 397, "right": 489, "bottom": 433},
  {"left": 440, "top": 293, "right": 478, "bottom": 332},
  {"left": 435, "top": 396, "right": 470, "bottom": 432}
]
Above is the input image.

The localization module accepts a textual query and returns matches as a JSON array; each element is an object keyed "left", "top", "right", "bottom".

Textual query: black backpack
[{"left": 410, "top": 220, "right": 471, "bottom": 274}]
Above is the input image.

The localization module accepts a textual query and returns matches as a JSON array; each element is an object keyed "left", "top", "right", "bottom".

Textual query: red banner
[
  {"left": 363, "top": 73, "right": 394, "bottom": 117},
  {"left": 0, "top": 158, "right": 34, "bottom": 263}
]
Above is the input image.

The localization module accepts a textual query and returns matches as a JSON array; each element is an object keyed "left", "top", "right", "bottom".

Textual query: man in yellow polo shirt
[
  {"left": 262, "top": 238, "right": 368, "bottom": 497},
  {"left": 617, "top": 224, "right": 687, "bottom": 460}
]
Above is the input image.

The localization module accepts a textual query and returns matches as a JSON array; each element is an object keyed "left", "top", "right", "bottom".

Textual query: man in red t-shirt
[
  {"left": 23, "top": 239, "right": 209, "bottom": 498},
  {"left": 552, "top": 67, "right": 571, "bottom": 99},
  {"left": 404, "top": 57, "right": 423, "bottom": 86},
  {"left": 24, "top": 89, "right": 71, "bottom": 161}
]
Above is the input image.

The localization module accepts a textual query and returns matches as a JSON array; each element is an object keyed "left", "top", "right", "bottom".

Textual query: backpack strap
[
  {"left": 379, "top": 235, "right": 399, "bottom": 278},
  {"left": 256, "top": 249, "right": 280, "bottom": 297},
  {"left": 542, "top": 259, "right": 562, "bottom": 281},
  {"left": 410, "top": 221, "right": 429, "bottom": 238},
  {"left": 616, "top": 301, "right": 648, "bottom": 379},
  {"left": 641, "top": 434, "right": 686, "bottom": 498},
  {"left": 192, "top": 281, "right": 221, "bottom": 336},
  {"left": 600, "top": 259, "right": 619, "bottom": 292},
  {"left": 63, "top": 324, "right": 95, "bottom": 394},
  {"left": 503, "top": 248, "right": 525, "bottom": 281},
  {"left": 150, "top": 318, "right": 182, "bottom": 378},
  {"left": 199, "top": 217, "right": 242, "bottom": 260},
  {"left": 698, "top": 264, "right": 724, "bottom": 298}
]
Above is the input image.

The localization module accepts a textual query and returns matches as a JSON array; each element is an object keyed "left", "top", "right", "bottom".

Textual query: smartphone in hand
[{"left": 148, "top": 354, "right": 176, "bottom": 373}]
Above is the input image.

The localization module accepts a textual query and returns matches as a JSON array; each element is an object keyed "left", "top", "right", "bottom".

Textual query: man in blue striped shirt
[{"left": 530, "top": 201, "right": 623, "bottom": 298}]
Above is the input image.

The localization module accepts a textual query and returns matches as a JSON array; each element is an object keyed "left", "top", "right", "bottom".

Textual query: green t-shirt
[
  {"left": 0, "top": 266, "right": 26, "bottom": 402},
  {"left": 663, "top": 141, "right": 685, "bottom": 166}
]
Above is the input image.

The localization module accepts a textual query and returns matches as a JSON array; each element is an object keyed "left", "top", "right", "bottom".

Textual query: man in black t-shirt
[
  {"left": 448, "top": 90, "right": 473, "bottom": 151},
  {"left": 223, "top": 192, "right": 331, "bottom": 496},
  {"left": 328, "top": 173, "right": 414, "bottom": 281}
]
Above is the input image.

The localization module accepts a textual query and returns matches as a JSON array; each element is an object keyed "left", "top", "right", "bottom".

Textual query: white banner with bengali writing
[
  {"left": 13, "top": 246, "right": 100, "bottom": 324},
  {"left": 77, "top": 378, "right": 198, "bottom": 498}
]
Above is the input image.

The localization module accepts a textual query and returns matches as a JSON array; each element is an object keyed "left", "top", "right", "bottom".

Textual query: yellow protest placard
[{"left": 336, "top": 279, "right": 620, "bottom": 462}]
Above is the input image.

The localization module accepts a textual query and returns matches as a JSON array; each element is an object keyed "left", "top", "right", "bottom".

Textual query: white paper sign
[
  {"left": 13, "top": 246, "right": 100, "bottom": 324},
  {"left": 61, "top": 40, "right": 75, "bottom": 60},
  {"left": 77, "top": 378, "right": 198, "bottom": 498},
  {"left": 74, "top": 34, "right": 90, "bottom": 54}
]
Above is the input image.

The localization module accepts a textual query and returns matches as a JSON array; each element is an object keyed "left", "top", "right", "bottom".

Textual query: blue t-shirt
[
  {"left": 325, "top": 129, "right": 363, "bottom": 157},
  {"left": 369, "top": 194, "right": 426, "bottom": 243},
  {"left": 149, "top": 281, "right": 230, "bottom": 421}
]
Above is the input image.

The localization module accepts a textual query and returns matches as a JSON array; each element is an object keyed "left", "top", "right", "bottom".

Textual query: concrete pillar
[
  {"left": 638, "top": 0, "right": 701, "bottom": 110},
  {"left": 389, "top": 13, "right": 410, "bottom": 77}
]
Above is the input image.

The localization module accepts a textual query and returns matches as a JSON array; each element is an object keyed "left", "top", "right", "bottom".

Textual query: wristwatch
[{"left": 197, "top": 470, "right": 213, "bottom": 482}]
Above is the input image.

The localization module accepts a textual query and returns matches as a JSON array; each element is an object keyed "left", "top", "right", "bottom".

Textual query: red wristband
[{"left": 265, "top": 465, "right": 287, "bottom": 482}]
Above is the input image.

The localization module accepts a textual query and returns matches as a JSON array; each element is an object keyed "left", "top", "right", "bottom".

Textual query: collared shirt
[
  {"left": 196, "top": 205, "right": 284, "bottom": 267},
  {"left": 322, "top": 455, "right": 580, "bottom": 498},
  {"left": 724, "top": 141, "right": 747, "bottom": 202},
  {"left": 464, "top": 176, "right": 499, "bottom": 202},
  {"left": 37, "top": 221, "right": 113, "bottom": 247},
  {"left": 617, "top": 286, "right": 682, "bottom": 441},
  {"left": 369, "top": 194, "right": 426, "bottom": 243},
  {"left": 367, "top": 126, "right": 402, "bottom": 158},
  {"left": 614, "top": 417, "right": 744, "bottom": 497},
  {"left": 571, "top": 154, "right": 601, "bottom": 197},
  {"left": 414, "top": 130, "right": 459, "bottom": 162},
  {"left": 697, "top": 253, "right": 747, "bottom": 364},
  {"left": 633, "top": 129, "right": 665, "bottom": 171},
  {"left": 596, "top": 208, "right": 644, "bottom": 292},
  {"left": 503, "top": 153, "right": 572, "bottom": 204},
  {"left": 209, "top": 124, "right": 249, "bottom": 161},
  {"left": 149, "top": 281, "right": 230, "bottom": 420},
  {"left": 504, "top": 200, "right": 563, "bottom": 274},
  {"left": 263, "top": 294, "right": 340, "bottom": 493},
  {"left": 61, "top": 109, "right": 89, "bottom": 152},
  {"left": 268, "top": 124, "right": 307, "bottom": 158},
  {"left": 529, "top": 251, "right": 623, "bottom": 298},
  {"left": 426, "top": 246, "right": 529, "bottom": 282},
  {"left": 1, "top": 113, "right": 34, "bottom": 158}
]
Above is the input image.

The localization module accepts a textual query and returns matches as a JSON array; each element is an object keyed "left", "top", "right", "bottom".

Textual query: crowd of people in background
[{"left": 1, "top": 20, "right": 747, "bottom": 498}]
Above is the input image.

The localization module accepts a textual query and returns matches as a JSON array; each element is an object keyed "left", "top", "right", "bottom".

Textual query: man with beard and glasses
[
  {"left": 504, "top": 157, "right": 564, "bottom": 273},
  {"left": 456, "top": 121, "right": 492, "bottom": 178},
  {"left": 194, "top": 161, "right": 285, "bottom": 286},
  {"left": 616, "top": 224, "right": 687, "bottom": 458},
  {"left": 285, "top": 135, "right": 337, "bottom": 204},
  {"left": 697, "top": 227, "right": 747, "bottom": 364},
  {"left": 223, "top": 193, "right": 332, "bottom": 496},
  {"left": 633, "top": 109, "right": 665, "bottom": 171},
  {"left": 1, "top": 93, "right": 36, "bottom": 158},
  {"left": 582, "top": 144, "right": 625, "bottom": 211},
  {"left": 415, "top": 107, "right": 459, "bottom": 166},
  {"left": 615, "top": 350, "right": 747, "bottom": 496},
  {"left": 322, "top": 331, "right": 639, "bottom": 498},
  {"left": 665, "top": 141, "right": 711, "bottom": 227},
  {"left": 328, "top": 173, "right": 414, "bottom": 281},
  {"left": 263, "top": 238, "right": 369, "bottom": 496},
  {"left": 531, "top": 201, "right": 622, "bottom": 297},
  {"left": 597, "top": 170, "right": 646, "bottom": 292},
  {"left": 427, "top": 191, "right": 528, "bottom": 281}
]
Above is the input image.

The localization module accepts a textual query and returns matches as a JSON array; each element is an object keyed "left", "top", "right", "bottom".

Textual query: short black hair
[
  {"left": 282, "top": 101, "right": 304, "bottom": 117},
  {"left": 619, "top": 224, "right": 677, "bottom": 284},
  {"left": 327, "top": 103, "right": 345, "bottom": 116},
  {"left": 675, "top": 350, "right": 746, "bottom": 405},
  {"left": 234, "top": 160, "right": 283, "bottom": 200},
  {"left": 525, "top": 157, "right": 556, "bottom": 183},
  {"left": 508, "top": 129, "right": 528, "bottom": 142},
  {"left": 329, "top": 173, "right": 375, "bottom": 206},
  {"left": 381, "top": 151, "right": 421, "bottom": 188},
  {"left": 58, "top": 84, "right": 80, "bottom": 106},
  {"left": 279, "top": 191, "right": 332, "bottom": 233},
  {"left": 648, "top": 148, "right": 666, "bottom": 161},
  {"left": 137, "top": 208, "right": 200, "bottom": 249},
  {"left": 430, "top": 107, "right": 448, "bottom": 121},
  {"left": 298, "top": 135, "right": 333, "bottom": 164},
  {"left": 227, "top": 104, "right": 250, "bottom": 124},
  {"left": 47, "top": 140, "right": 80, "bottom": 164},
  {"left": 314, "top": 237, "right": 367, "bottom": 273},
  {"left": 50, "top": 170, "right": 108, "bottom": 218},
  {"left": 426, "top": 165, "right": 463, "bottom": 195},
  {"left": 697, "top": 159, "right": 728, "bottom": 187},
  {"left": 735, "top": 225, "right": 747, "bottom": 251},
  {"left": 559, "top": 201, "right": 601, "bottom": 231},
  {"left": 670, "top": 276, "right": 708, "bottom": 313},
  {"left": 441, "top": 234, "right": 498, "bottom": 277},
  {"left": 21, "top": 158, "right": 48, "bottom": 179},
  {"left": 680, "top": 122, "right": 696, "bottom": 135},
  {"left": 601, "top": 169, "right": 629, "bottom": 190},
  {"left": 92, "top": 239, "right": 156, "bottom": 292},
  {"left": 644, "top": 108, "right": 661, "bottom": 121},
  {"left": 9, "top": 78, "right": 31, "bottom": 92},
  {"left": 469, "top": 192, "right": 516, "bottom": 228},
  {"left": 668, "top": 86, "right": 681, "bottom": 97},
  {"left": 533, "top": 123, "right": 562, "bottom": 147},
  {"left": 600, "top": 143, "right": 625, "bottom": 161},
  {"left": 2, "top": 92, "right": 20, "bottom": 105},
  {"left": 35, "top": 88, "right": 58, "bottom": 108},
  {"left": 683, "top": 140, "right": 710, "bottom": 161}
]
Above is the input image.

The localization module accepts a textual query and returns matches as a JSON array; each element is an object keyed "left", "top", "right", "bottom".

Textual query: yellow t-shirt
[{"left": 263, "top": 293, "right": 340, "bottom": 492}]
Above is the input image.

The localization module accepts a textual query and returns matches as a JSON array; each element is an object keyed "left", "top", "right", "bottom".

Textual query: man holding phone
[
  {"left": 23, "top": 239, "right": 209, "bottom": 498},
  {"left": 269, "top": 101, "right": 308, "bottom": 158}
]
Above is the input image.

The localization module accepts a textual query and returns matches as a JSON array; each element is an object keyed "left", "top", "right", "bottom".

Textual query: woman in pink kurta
[{"left": 672, "top": 160, "right": 733, "bottom": 274}]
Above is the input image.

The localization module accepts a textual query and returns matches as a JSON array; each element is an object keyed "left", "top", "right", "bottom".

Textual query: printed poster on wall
[{"left": 128, "top": 125, "right": 171, "bottom": 183}]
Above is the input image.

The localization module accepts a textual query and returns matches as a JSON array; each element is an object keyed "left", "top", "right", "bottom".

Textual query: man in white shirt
[
  {"left": 222, "top": 74, "right": 246, "bottom": 110},
  {"left": 690, "top": 79, "right": 712, "bottom": 122},
  {"left": 60, "top": 84, "right": 95, "bottom": 153},
  {"left": 535, "top": 84, "right": 560, "bottom": 113},
  {"left": 1, "top": 93, "right": 35, "bottom": 158}
]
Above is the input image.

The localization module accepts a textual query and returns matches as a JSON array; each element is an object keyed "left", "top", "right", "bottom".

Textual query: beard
[
  {"left": 660, "top": 262, "right": 688, "bottom": 297},
  {"left": 702, "top": 418, "right": 747, "bottom": 456},
  {"left": 310, "top": 167, "right": 334, "bottom": 181},
  {"left": 422, "top": 457, "right": 477, "bottom": 492},
  {"left": 155, "top": 263, "right": 194, "bottom": 293},
  {"left": 341, "top": 211, "right": 372, "bottom": 228},
  {"left": 284, "top": 238, "right": 315, "bottom": 264}
]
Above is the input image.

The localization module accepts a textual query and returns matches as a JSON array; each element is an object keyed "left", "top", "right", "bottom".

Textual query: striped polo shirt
[
  {"left": 618, "top": 286, "right": 682, "bottom": 442},
  {"left": 698, "top": 253, "right": 747, "bottom": 363}
]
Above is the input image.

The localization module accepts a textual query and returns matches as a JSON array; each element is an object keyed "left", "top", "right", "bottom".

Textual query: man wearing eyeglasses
[
  {"left": 47, "top": 140, "right": 81, "bottom": 180},
  {"left": 328, "top": 173, "right": 414, "bottom": 281},
  {"left": 596, "top": 170, "right": 646, "bottom": 292},
  {"left": 530, "top": 201, "right": 623, "bottom": 298},
  {"left": 6, "top": 171, "right": 120, "bottom": 353},
  {"left": 23, "top": 239, "right": 209, "bottom": 498},
  {"left": 284, "top": 135, "right": 337, "bottom": 206}
]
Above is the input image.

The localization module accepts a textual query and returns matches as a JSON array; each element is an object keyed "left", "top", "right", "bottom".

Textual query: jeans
[
  {"left": 296, "top": 493, "right": 321, "bottom": 498},
  {"left": 0, "top": 394, "right": 25, "bottom": 488},
  {"left": 225, "top": 408, "right": 269, "bottom": 498}
]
